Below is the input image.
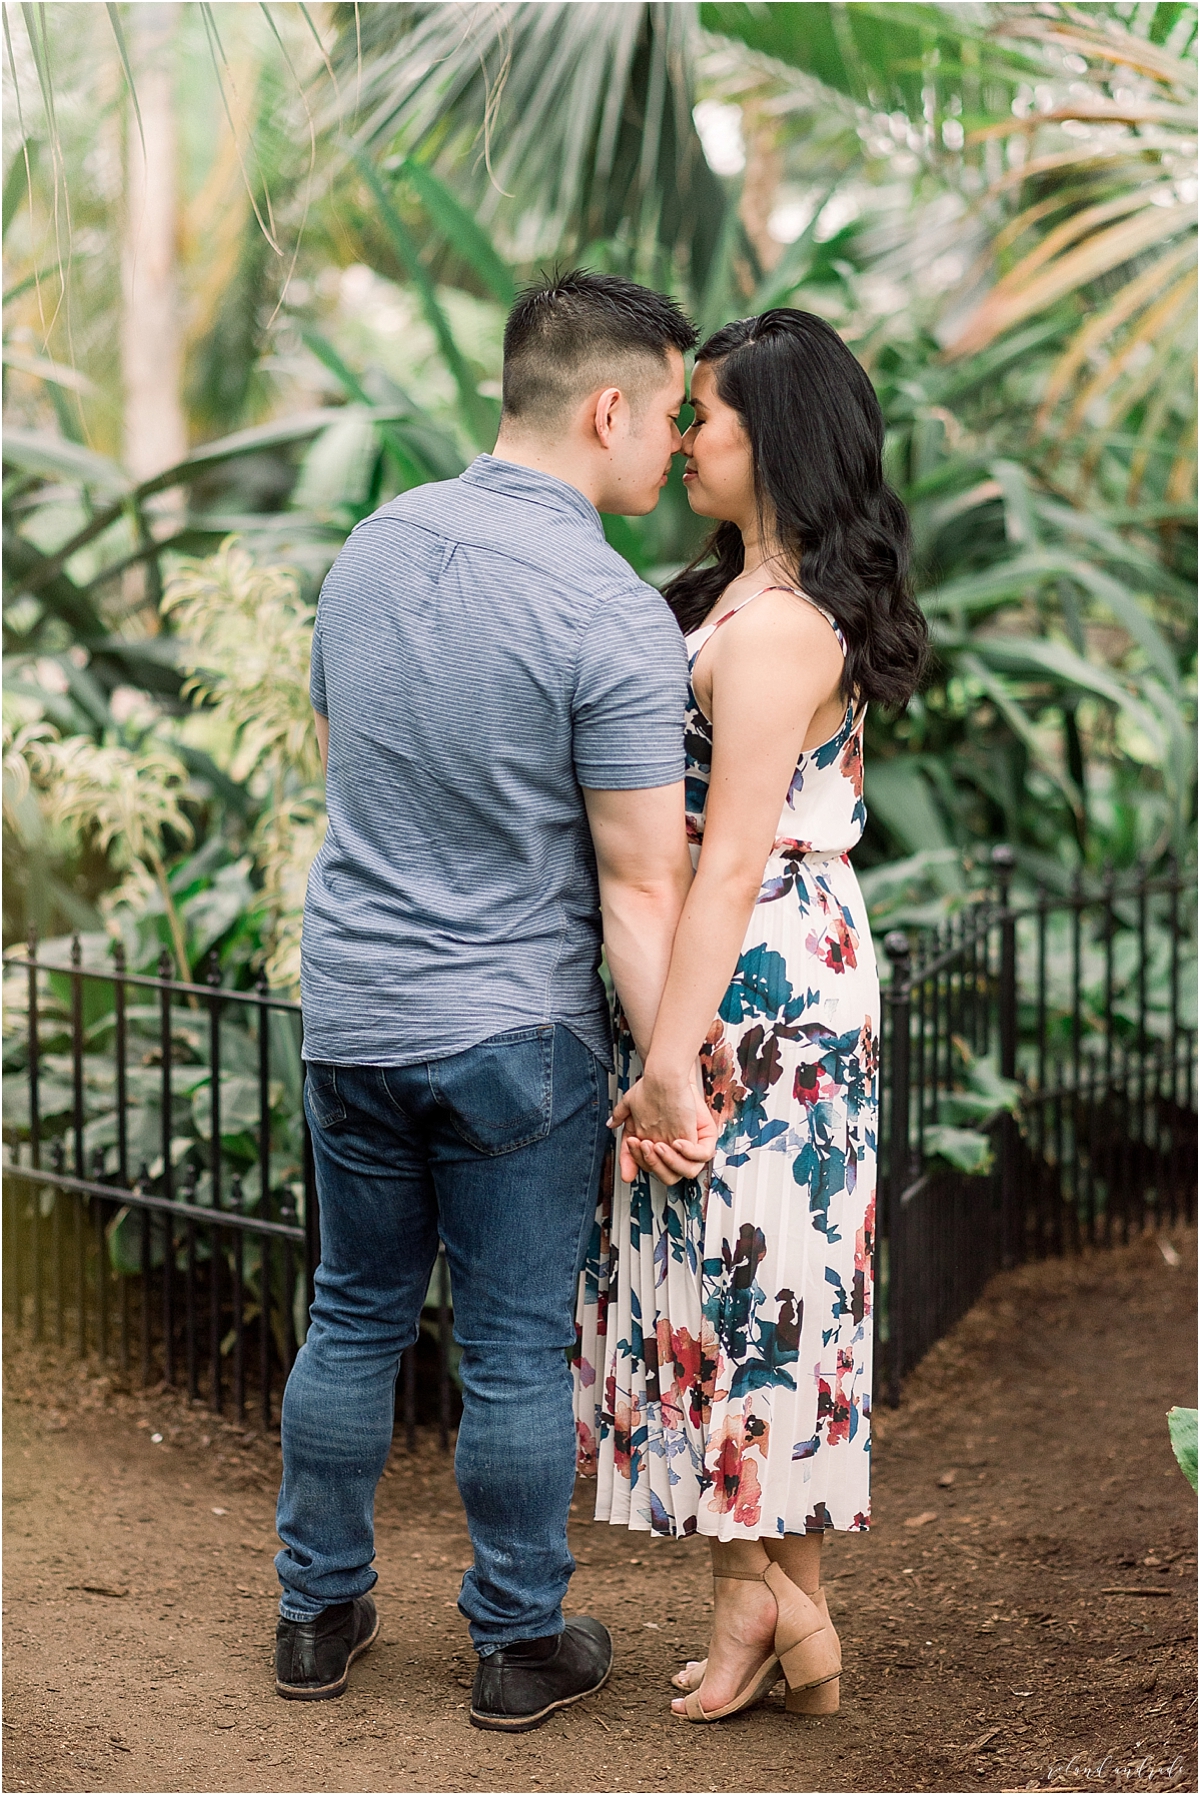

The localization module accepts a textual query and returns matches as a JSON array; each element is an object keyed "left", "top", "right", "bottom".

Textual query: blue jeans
[{"left": 275, "top": 1024, "right": 608, "bottom": 1655}]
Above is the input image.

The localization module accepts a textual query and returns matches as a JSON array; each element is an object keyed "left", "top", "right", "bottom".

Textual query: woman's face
[{"left": 679, "top": 359, "right": 756, "bottom": 531}]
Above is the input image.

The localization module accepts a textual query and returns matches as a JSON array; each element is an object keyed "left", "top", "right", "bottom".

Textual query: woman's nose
[{"left": 679, "top": 424, "right": 697, "bottom": 453}]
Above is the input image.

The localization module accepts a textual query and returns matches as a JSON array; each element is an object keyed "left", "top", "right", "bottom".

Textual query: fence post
[
  {"left": 883, "top": 930, "right": 912, "bottom": 1408},
  {"left": 992, "top": 846, "right": 1018, "bottom": 1267},
  {"left": 70, "top": 935, "right": 86, "bottom": 1356},
  {"left": 27, "top": 926, "right": 43, "bottom": 1343},
  {"left": 157, "top": 947, "right": 177, "bottom": 1388}
]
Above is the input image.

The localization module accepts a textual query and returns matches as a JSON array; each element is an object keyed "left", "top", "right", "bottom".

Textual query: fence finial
[
  {"left": 991, "top": 843, "right": 1015, "bottom": 897},
  {"left": 883, "top": 930, "right": 911, "bottom": 971}
]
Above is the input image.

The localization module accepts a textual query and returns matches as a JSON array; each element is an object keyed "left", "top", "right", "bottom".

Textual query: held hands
[{"left": 608, "top": 1071, "right": 718, "bottom": 1187}]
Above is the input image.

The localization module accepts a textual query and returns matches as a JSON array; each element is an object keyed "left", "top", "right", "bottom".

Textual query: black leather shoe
[
  {"left": 275, "top": 1595, "right": 379, "bottom": 1700},
  {"left": 470, "top": 1616, "right": 613, "bottom": 1732}
]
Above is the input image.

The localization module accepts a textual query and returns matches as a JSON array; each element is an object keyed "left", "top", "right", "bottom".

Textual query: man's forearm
[{"left": 600, "top": 877, "right": 691, "bottom": 1061}]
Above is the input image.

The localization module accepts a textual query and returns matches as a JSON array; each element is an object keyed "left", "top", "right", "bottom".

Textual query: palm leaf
[
  {"left": 932, "top": 8, "right": 1196, "bottom": 511},
  {"left": 700, "top": 2, "right": 1028, "bottom": 118},
  {"left": 2, "top": 137, "right": 36, "bottom": 241},
  {"left": 330, "top": 3, "right": 728, "bottom": 291},
  {"left": 922, "top": 545, "right": 1187, "bottom": 702},
  {"left": 104, "top": 3, "right": 144, "bottom": 159},
  {"left": 946, "top": 205, "right": 1195, "bottom": 357},
  {"left": 1035, "top": 240, "right": 1197, "bottom": 428},
  {"left": 6, "top": 411, "right": 351, "bottom": 599},
  {"left": 2, "top": 429, "right": 128, "bottom": 494},
  {"left": 2, "top": 347, "right": 100, "bottom": 396},
  {"left": 350, "top": 151, "right": 497, "bottom": 451},
  {"left": 394, "top": 159, "right": 516, "bottom": 307},
  {"left": 1061, "top": 272, "right": 1196, "bottom": 439},
  {"left": 1019, "top": 17, "right": 1195, "bottom": 91},
  {"left": 948, "top": 630, "right": 1165, "bottom": 742},
  {"left": 957, "top": 650, "right": 1085, "bottom": 825}
]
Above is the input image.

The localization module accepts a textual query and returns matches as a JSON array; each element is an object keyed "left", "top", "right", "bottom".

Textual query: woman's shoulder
[{"left": 710, "top": 583, "right": 843, "bottom": 657}]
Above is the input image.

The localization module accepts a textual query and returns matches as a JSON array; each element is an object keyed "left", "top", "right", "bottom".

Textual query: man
[{"left": 275, "top": 272, "right": 708, "bottom": 1732}]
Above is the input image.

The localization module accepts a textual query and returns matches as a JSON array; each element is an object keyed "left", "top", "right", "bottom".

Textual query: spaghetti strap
[{"left": 686, "top": 582, "right": 847, "bottom": 665}]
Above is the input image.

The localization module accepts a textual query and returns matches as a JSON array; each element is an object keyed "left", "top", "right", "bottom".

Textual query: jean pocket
[
  {"left": 304, "top": 1064, "right": 347, "bottom": 1130},
  {"left": 427, "top": 1026, "right": 554, "bottom": 1156}
]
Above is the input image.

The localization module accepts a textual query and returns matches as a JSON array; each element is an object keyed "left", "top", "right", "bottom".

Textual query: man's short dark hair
[{"left": 501, "top": 270, "right": 697, "bottom": 429}]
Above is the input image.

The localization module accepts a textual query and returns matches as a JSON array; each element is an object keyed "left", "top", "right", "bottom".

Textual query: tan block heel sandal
[
  {"left": 673, "top": 1566, "right": 839, "bottom": 1723},
  {"left": 672, "top": 1579, "right": 841, "bottom": 1717}
]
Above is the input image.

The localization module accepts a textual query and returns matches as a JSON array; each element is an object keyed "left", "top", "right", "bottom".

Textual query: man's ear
[{"left": 592, "top": 386, "right": 624, "bottom": 450}]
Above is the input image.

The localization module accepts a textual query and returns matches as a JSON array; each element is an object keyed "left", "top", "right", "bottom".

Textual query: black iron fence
[
  {"left": 879, "top": 849, "right": 1196, "bottom": 1403},
  {"left": 2, "top": 851, "right": 1194, "bottom": 1428},
  {"left": 0, "top": 940, "right": 454, "bottom": 1442}
]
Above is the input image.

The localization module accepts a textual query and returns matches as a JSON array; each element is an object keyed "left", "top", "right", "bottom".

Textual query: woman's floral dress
[{"left": 572, "top": 586, "right": 878, "bottom": 1540}]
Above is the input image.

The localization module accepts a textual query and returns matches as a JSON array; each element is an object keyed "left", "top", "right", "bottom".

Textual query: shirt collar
[{"left": 460, "top": 454, "right": 604, "bottom": 538}]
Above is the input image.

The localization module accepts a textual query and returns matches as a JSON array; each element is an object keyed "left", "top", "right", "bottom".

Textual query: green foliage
[
  {"left": 701, "top": 1, "right": 1028, "bottom": 120},
  {"left": 2, "top": 0, "right": 1194, "bottom": 962},
  {"left": 160, "top": 540, "right": 324, "bottom": 987},
  {"left": 2, "top": 934, "right": 307, "bottom": 1360},
  {"left": 922, "top": 1124, "right": 995, "bottom": 1176},
  {"left": 921, "top": 1049, "right": 1022, "bottom": 1176},
  {"left": 330, "top": 3, "right": 732, "bottom": 290},
  {"left": 1168, "top": 1405, "right": 1199, "bottom": 1491}
]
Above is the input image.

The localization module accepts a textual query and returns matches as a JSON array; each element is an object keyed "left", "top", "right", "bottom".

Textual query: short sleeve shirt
[{"left": 301, "top": 455, "right": 688, "bottom": 1067}]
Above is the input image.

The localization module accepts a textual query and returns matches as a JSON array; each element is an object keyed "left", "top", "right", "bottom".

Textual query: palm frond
[
  {"left": 938, "top": 9, "right": 1197, "bottom": 503},
  {"left": 327, "top": 2, "right": 729, "bottom": 289}
]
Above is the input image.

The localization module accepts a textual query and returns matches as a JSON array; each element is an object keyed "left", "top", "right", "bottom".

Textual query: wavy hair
[{"left": 663, "top": 309, "right": 927, "bottom": 707}]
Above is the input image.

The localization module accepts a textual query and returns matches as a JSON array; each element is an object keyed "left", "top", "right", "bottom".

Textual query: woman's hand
[
  {"left": 610, "top": 1078, "right": 719, "bottom": 1186},
  {"left": 610, "top": 1069, "right": 697, "bottom": 1163}
]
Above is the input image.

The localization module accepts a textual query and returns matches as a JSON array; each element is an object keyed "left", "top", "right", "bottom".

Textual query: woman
[{"left": 572, "top": 309, "right": 927, "bottom": 1723}]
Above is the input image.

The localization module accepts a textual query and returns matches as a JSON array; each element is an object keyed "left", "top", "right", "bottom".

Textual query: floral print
[{"left": 572, "top": 588, "right": 878, "bottom": 1540}]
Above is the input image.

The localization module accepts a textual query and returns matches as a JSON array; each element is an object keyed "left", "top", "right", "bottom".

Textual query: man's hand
[{"left": 610, "top": 1079, "right": 718, "bottom": 1187}]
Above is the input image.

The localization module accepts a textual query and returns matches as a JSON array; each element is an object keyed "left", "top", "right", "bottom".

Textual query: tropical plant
[
  {"left": 2, "top": 0, "right": 1194, "bottom": 967},
  {"left": 34, "top": 732, "right": 194, "bottom": 978},
  {"left": 942, "top": 10, "right": 1197, "bottom": 513},
  {"left": 1169, "top": 1404, "right": 1199, "bottom": 1490},
  {"left": 329, "top": 2, "right": 732, "bottom": 294},
  {"left": 160, "top": 538, "right": 323, "bottom": 987}
]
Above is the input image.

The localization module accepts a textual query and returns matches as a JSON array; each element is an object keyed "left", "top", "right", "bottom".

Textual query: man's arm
[
  {"left": 313, "top": 707, "right": 329, "bottom": 776},
  {"left": 582, "top": 779, "right": 692, "bottom": 1074},
  {"left": 582, "top": 783, "right": 692, "bottom": 1060}
]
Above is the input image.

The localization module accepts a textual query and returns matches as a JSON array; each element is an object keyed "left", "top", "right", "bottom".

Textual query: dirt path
[{"left": 4, "top": 1229, "right": 1196, "bottom": 1795}]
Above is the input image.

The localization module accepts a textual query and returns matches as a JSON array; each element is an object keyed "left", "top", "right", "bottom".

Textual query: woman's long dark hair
[{"left": 664, "top": 309, "right": 927, "bottom": 707}]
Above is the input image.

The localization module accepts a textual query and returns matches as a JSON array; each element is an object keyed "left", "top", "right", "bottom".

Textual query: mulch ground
[{"left": 3, "top": 1227, "right": 1196, "bottom": 1795}]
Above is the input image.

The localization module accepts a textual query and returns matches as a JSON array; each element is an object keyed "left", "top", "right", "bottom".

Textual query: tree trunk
[{"left": 121, "top": 1, "right": 186, "bottom": 485}]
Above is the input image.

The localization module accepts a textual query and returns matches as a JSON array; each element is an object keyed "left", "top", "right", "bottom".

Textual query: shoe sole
[
  {"left": 469, "top": 1656, "right": 612, "bottom": 1733},
  {"left": 275, "top": 1613, "right": 381, "bottom": 1702}
]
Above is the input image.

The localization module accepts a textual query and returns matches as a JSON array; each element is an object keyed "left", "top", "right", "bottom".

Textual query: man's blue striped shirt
[{"left": 300, "top": 454, "right": 688, "bottom": 1067}]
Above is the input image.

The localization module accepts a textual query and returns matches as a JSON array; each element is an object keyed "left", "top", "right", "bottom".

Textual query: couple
[{"left": 273, "top": 272, "right": 926, "bottom": 1732}]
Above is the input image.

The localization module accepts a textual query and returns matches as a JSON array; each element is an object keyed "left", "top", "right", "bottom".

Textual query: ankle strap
[{"left": 712, "top": 1569, "right": 767, "bottom": 1582}]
